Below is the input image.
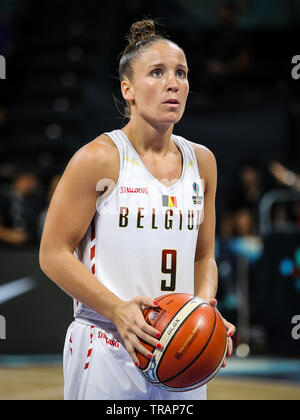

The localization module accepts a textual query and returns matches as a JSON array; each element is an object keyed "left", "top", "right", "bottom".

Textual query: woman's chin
[
  {"left": 155, "top": 113, "right": 183, "bottom": 126},
  {"left": 139, "top": 111, "right": 183, "bottom": 128}
]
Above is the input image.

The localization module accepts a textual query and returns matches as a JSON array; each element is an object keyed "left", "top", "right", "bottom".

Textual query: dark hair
[{"left": 119, "top": 19, "right": 180, "bottom": 118}]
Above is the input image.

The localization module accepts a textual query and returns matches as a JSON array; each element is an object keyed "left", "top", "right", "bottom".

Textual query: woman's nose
[{"left": 167, "top": 73, "right": 179, "bottom": 91}]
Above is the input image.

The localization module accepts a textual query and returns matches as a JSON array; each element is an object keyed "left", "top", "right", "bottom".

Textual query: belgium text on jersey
[{"left": 119, "top": 207, "right": 203, "bottom": 230}]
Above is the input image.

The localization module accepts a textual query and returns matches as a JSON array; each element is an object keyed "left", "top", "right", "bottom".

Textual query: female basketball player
[{"left": 40, "top": 19, "right": 235, "bottom": 400}]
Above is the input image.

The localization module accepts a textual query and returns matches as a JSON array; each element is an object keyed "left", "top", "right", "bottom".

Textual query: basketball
[{"left": 137, "top": 293, "right": 228, "bottom": 391}]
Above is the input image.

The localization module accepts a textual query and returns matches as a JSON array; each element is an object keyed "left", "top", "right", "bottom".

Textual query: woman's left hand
[{"left": 208, "top": 298, "right": 236, "bottom": 368}]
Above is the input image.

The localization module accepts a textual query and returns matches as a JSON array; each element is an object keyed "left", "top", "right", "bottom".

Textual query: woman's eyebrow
[
  {"left": 147, "top": 63, "right": 166, "bottom": 68},
  {"left": 147, "top": 63, "right": 189, "bottom": 70}
]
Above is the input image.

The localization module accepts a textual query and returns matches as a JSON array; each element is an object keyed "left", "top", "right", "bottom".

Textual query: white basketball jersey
[{"left": 73, "top": 130, "right": 204, "bottom": 325}]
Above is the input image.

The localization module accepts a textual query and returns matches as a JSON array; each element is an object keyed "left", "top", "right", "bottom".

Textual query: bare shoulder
[
  {"left": 64, "top": 133, "right": 120, "bottom": 185},
  {"left": 187, "top": 140, "right": 217, "bottom": 176},
  {"left": 70, "top": 133, "right": 119, "bottom": 169}
]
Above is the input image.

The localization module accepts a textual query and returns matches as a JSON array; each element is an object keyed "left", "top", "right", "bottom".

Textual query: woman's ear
[{"left": 121, "top": 78, "right": 135, "bottom": 103}]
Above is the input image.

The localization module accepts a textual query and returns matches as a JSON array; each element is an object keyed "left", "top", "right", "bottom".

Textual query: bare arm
[
  {"left": 39, "top": 135, "right": 161, "bottom": 365},
  {"left": 39, "top": 137, "right": 122, "bottom": 318},
  {"left": 191, "top": 143, "right": 236, "bottom": 364},
  {"left": 192, "top": 144, "right": 218, "bottom": 301}
]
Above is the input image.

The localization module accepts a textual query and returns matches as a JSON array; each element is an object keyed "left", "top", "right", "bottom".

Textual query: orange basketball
[{"left": 137, "top": 293, "right": 228, "bottom": 391}]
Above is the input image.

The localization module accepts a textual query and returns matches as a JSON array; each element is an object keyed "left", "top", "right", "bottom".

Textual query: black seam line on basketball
[
  {"left": 160, "top": 301, "right": 206, "bottom": 347},
  {"left": 156, "top": 293, "right": 188, "bottom": 303},
  {"left": 146, "top": 294, "right": 194, "bottom": 353},
  {"left": 142, "top": 296, "right": 197, "bottom": 372},
  {"left": 181, "top": 326, "right": 227, "bottom": 389},
  {"left": 192, "top": 337, "right": 227, "bottom": 387},
  {"left": 143, "top": 293, "right": 183, "bottom": 317},
  {"left": 161, "top": 307, "right": 217, "bottom": 385},
  {"left": 156, "top": 302, "right": 208, "bottom": 382}
]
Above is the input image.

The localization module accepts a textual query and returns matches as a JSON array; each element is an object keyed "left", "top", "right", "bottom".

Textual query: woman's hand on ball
[
  {"left": 112, "top": 296, "right": 162, "bottom": 367},
  {"left": 208, "top": 298, "right": 236, "bottom": 368}
]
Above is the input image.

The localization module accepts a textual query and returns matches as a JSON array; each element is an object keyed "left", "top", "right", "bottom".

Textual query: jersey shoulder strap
[
  {"left": 172, "top": 134, "right": 202, "bottom": 179},
  {"left": 103, "top": 129, "right": 127, "bottom": 172}
]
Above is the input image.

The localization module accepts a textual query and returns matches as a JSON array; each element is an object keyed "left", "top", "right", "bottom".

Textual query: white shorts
[{"left": 63, "top": 319, "right": 207, "bottom": 400}]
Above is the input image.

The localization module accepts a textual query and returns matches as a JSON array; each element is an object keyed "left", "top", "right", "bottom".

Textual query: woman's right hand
[{"left": 111, "top": 296, "right": 163, "bottom": 367}]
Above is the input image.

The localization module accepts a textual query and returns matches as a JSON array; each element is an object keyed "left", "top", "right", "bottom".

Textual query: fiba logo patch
[
  {"left": 149, "top": 311, "right": 159, "bottom": 321},
  {"left": 146, "top": 306, "right": 164, "bottom": 327},
  {"left": 192, "top": 182, "right": 203, "bottom": 205},
  {"left": 193, "top": 182, "right": 199, "bottom": 194}
]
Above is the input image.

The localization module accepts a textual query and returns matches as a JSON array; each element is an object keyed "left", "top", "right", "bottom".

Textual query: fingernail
[
  {"left": 156, "top": 333, "right": 161, "bottom": 338},
  {"left": 153, "top": 301, "right": 159, "bottom": 306},
  {"left": 148, "top": 353, "right": 153, "bottom": 359},
  {"left": 135, "top": 361, "right": 139, "bottom": 367},
  {"left": 228, "top": 332, "right": 232, "bottom": 337},
  {"left": 156, "top": 343, "right": 162, "bottom": 350}
]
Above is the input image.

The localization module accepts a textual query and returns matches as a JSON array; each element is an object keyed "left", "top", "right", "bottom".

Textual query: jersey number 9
[{"left": 161, "top": 249, "right": 177, "bottom": 291}]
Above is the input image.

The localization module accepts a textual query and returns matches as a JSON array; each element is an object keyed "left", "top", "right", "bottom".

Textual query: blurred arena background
[{"left": 0, "top": 0, "right": 300, "bottom": 400}]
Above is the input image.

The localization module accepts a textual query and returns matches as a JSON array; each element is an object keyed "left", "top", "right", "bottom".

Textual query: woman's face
[{"left": 122, "top": 41, "right": 189, "bottom": 127}]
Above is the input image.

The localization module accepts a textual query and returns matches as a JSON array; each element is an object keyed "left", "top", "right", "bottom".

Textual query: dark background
[{"left": 0, "top": 0, "right": 299, "bottom": 357}]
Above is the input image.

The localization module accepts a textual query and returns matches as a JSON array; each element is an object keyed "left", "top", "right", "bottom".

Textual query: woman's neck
[{"left": 121, "top": 118, "right": 174, "bottom": 157}]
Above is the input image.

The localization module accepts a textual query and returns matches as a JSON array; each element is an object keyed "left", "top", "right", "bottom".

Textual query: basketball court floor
[{"left": 0, "top": 355, "right": 299, "bottom": 400}]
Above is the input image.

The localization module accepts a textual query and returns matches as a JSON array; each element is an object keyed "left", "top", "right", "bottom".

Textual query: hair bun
[{"left": 127, "top": 19, "right": 157, "bottom": 47}]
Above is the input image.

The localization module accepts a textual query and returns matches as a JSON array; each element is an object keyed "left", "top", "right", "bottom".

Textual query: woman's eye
[
  {"left": 152, "top": 69, "right": 162, "bottom": 77},
  {"left": 176, "top": 70, "right": 186, "bottom": 78}
]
